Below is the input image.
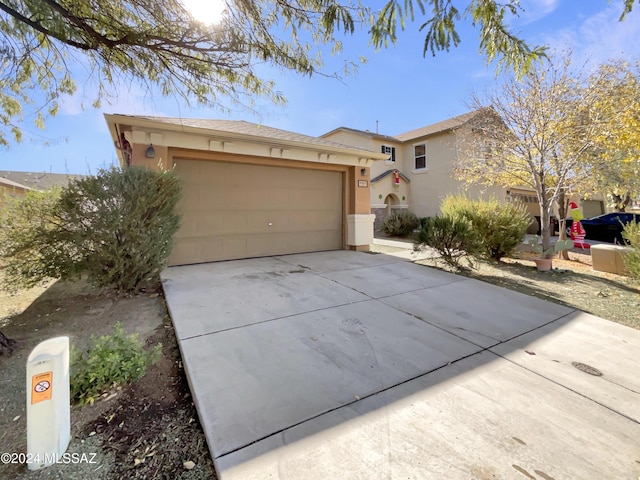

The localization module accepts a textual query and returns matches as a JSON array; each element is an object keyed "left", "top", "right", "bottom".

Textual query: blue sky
[{"left": 3, "top": 0, "right": 640, "bottom": 174}]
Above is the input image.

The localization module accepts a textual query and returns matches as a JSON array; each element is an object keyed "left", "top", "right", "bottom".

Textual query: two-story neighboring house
[{"left": 322, "top": 111, "right": 505, "bottom": 230}]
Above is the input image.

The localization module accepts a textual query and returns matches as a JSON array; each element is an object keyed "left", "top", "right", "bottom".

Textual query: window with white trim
[
  {"left": 381, "top": 145, "right": 396, "bottom": 163},
  {"left": 414, "top": 143, "right": 426, "bottom": 170}
]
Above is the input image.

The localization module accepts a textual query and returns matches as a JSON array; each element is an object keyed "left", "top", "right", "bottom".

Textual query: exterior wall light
[
  {"left": 360, "top": 168, "right": 367, "bottom": 176},
  {"left": 146, "top": 144, "right": 156, "bottom": 158}
]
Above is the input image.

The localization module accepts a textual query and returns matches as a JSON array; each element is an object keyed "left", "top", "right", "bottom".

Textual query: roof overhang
[
  {"left": 0, "top": 177, "right": 31, "bottom": 191},
  {"left": 105, "top": 114, "right": 389, "bottom": 168}
]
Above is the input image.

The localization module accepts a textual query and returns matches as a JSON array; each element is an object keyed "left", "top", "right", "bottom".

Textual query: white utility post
[{"left": 26, "top": 336, "right": 71, "bottom": 470}]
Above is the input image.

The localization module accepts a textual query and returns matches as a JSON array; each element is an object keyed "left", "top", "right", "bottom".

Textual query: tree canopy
[
  {"left": 454, "top": 54, "right": 640, "bottom": 251},
  {"left": 0, "top": 0, "right": 638, "bottom": 146},
  {"left": 582, "top": 60, "right": 640, "bottom": 211}
]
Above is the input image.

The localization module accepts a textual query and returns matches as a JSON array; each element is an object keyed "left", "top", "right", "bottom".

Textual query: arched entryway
[{"left": 384, "top": 193, "right": 400, "bottom": 217}]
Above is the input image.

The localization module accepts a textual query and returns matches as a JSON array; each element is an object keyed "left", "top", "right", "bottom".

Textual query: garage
[
  {"left": 581, "top": 199, "right": 604, "bottom": 219},
  {"left": 105, "top": 114, "right": 385, "bottom": 266},
  {"left": 168, "top": 158, "right": 344, "bottom": 265}
]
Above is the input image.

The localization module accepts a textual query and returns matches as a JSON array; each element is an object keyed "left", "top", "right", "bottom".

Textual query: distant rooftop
[
  {"left": 394, "top": 111, "right": 481, "bottom": 142},
  {"left": 0, "top": 171, "right": 85, "bottom": 191},
  {"left": 322, "top": 110, "right": 483, "bottom": 145},
  {"left": 319, "top": 126, "right": 400, "bottom": 143}
]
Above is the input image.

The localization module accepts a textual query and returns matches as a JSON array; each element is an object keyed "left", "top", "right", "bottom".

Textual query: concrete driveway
[{"left": 161, "top": 250, "right": 640, "bottom": 480}]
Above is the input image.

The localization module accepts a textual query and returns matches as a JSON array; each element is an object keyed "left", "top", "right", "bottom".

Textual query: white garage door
[{"left": 168, "top": 159, "right": 344, "bottom": 265}]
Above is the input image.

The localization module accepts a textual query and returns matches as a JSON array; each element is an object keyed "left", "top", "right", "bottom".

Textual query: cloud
[
  {"left": 511, "top": 0, "right": 560, "bottom": 26},
  {"left": 545, "top": 5, "right": 640, "bottom": 66}
]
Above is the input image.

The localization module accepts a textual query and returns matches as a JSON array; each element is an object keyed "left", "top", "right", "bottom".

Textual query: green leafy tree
[
  {"left": 0, "top": 0, "right": 362, "bottom": 146},
  {"left": 3, "top": 0, "right": 638, "bottom": 146}
]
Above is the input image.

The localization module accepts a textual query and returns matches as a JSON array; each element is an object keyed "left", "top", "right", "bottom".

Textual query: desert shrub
[
  {"left": 621, "top": 221, "right": 640, "bottom": 280},
  {"left": 71, "top": 322, "right": 162, "bottom": 405},
  {"left": 414, "top": 215, "right": 482, "bottom": 270},
  {"left": 0, "top": 166, "right": 181, "bottom": 293},
  {"left": 441, "top": 195, "right": 531, "bottom": 261},
  {"left": 380, "top": 210, "right": 420, "bottom": 237}
]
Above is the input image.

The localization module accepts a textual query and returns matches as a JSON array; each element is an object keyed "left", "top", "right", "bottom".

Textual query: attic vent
[{"left": 381, "top": 145, "right": 396, "bottom": 162}]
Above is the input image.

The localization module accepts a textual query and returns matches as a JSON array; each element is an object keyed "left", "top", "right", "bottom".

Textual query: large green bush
[
  {"left": 71, "top": 323, "right": 162, "bottom": 405},
  {"left": 621, "top": 221, "right": 640, "bottom": 280},
  {"left": 380, "top": 210, "right": 420, "bottom": 237},
  {"left": 414, "top": 215, "right": 482, "bottom": 270},
  {"left": 0, "top": 188, "right": 68, "bottom": 286},
  {"left": 0, "top": 166, "right": 182, "bottom": 293},
  {"left": 441, "top": 195, "right": 531, "bottom": 261}
]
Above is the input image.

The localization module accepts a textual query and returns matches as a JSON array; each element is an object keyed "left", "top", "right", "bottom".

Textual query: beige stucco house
[
  {"left": 323, "top": 111, "right": 624, "bottom": 233},
  {"left": 322, "top": 111, "right": 505, "bottom": 229},
  {"left": 104, "top": 114, "right": 388, "bottom": 266},
  {"left": 105, "top": 112, "right": 627, "bottom": 267}
]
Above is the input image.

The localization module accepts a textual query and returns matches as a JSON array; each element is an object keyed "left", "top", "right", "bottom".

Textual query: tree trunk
[
  {"left": 612, "top": 192, "right": 631, "bottom": 212},
  {"left": 0, "top": 330, "right": 16, "bottom": 356},
  {"left": 557, "top": 193, "right": 570, "bottom": 260},
  {"left": 539, "top": 198, "right": 552, "bottom": 258}
]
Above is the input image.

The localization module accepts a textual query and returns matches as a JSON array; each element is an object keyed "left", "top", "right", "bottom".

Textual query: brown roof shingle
[
  {"left": 126, "top": 116, "right": 374, "bottom": 153},
  {"left": 394, "top": 111, "right": 481, "bottom": 142}
]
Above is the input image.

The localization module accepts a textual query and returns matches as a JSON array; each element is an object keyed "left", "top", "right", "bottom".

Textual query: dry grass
[{"left": 426, "top": 250, "right": 639, "bottom": 329}]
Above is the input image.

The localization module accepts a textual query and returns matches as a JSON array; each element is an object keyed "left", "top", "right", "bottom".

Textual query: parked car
[{"left": 580, "top": 212, "right": 640, "bottom": 243}]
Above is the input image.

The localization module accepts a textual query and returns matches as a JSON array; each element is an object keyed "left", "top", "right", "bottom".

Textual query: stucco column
[{"left": 347, "top": 166, "right": 374, "bottom": 251}]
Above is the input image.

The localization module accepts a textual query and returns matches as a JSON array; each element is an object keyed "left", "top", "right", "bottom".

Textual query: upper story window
[
  {"left": 414, "top": 143, "right": 426, "bottom": 170},
  {"left": 381, "top": 145, "right": 396, "bottom": 163}
]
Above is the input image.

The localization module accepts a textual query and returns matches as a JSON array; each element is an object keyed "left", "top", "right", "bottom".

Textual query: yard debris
[
  {"left": 103, "top": 392, "right": 118, "bottom": 402},
  {"left": 183, "top": 460, "right": 196, "bottom": 470},
  {"left": 525, "top": 350, "right": 536, "bottom": 355},
  {"left": 12, "top": 415, "right": 20, "bottom": 421}
]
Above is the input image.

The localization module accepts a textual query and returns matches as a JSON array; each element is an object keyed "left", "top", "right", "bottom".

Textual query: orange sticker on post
[{"left": 31, "top": 371, "right": 53, "bottom": 404}]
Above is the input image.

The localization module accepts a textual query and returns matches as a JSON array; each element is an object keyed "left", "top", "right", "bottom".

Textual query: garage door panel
[
  {"left": 176, "top": 212, "right": 225, "bottom": 239},
  {"left": 175, "top": 219, "right": 196, "bottom": 239},
  {"left": 287, "top": 211, "right": 314, "bottom": 229},
  {"left": 200, "top": 189, "right": 225, "bottom": 206},
  {"left": 169, "top": 159, "right": 343, "bottom": 265},
  {"left": 266, "top": 189, "right": 291, "bottom": 209},
  {"left": 181, "top": 188, "right": 201, "bottom": 206},
  {"left": 222, "top": 212, "right": 250, "bottom": 235},
  {"left": 198, "top": 212, "right": 225, "bottom": 235},
  {"left": 170, "top": 238, "right": 206, "bottom": 266},
  {"left": 220, "top": 237, "right": 248, "bottom": 260}
]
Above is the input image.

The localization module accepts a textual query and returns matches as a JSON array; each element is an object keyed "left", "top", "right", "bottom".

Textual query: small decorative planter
[
  {"left": 528, "top": 236, "right": 574, "bottom": 272},
  {"left": 533, "top": 258, "right": 553, "bottom": 271}
]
